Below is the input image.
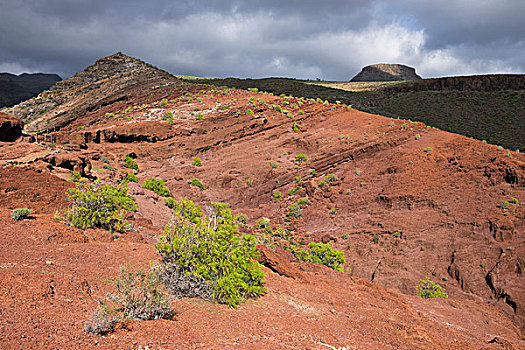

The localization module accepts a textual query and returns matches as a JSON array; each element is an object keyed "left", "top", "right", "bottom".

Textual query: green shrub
[
  {"left": 85, "top": 266, "right": 171, "bottom": 335},
  {"left": 269, "top": 161, "right": 278, "bottom": 169},
  {"left": 295, "top": 154, "right": 308, "bottom": 163},
  {"left": 11, "top": 208, "right": 32, "bottom": 221},
  {"left": 69, "top": 170, "right": 82, "bottom": 182},
  {"left": 165, "top": 197, "right": 203, "bottom": 224},
  {"left": 155, "top": 202, "right": 265, "bottom": 307},
  {"left": 416, "top": 277, "right": 448, "bottom": 299},
  {"left": 192, "top": 157, "right": 202, "bottom": 167},
  {"left": 287, "top": 203, "right": 302, "bottom": 218},
  {"left": 288, "top": 187, "right": 300, "bottom": 196},
  {"left": 123, "top": 156, "right": 139, "bottom": 171},
  {"left": 296, "top": 197, "right": 310, "bottom": 207},
  {"left": 292, "top": 122, "right": 299, "bottom": 131},
  {"left": 286, "top": 242, "right": 345, "bottom": 271},
  {"left": 326, "top": 173, "right": 339, "bottom": 183},
  {"left": 163, "top": 111, "right": 174, "bottom": 124},
  {"left": 246, "top": 109, "right": 254, "bottom": 115},
  {"left": 272, "top": 190, "right": 283, "bottom": 200},
  {"left": 256, "top": 217, "right": 273, "bottom": 235},
  {"left": 65, "top": 182, "right": 137, "bottom": 232},
  {"left": 142, "top": 178, "right": 171, "bottom": 197},
  {"left": 119, "top": 172, "right": 138, "bottom": 184},
  {"left": 189, "top": 178, "right": 206, "bottom": 190}
]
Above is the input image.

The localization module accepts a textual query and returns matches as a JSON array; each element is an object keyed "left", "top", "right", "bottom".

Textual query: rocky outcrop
[
  {"left": 350, "top": 64, "right": 422, "bottom": 82},
  {"left": 0, "top": 112, "right": 23, "bottom": 141}
]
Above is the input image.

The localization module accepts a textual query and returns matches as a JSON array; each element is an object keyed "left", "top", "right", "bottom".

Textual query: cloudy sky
[{"left": 1, "top": 0, "right": 524, "bottom": 80}]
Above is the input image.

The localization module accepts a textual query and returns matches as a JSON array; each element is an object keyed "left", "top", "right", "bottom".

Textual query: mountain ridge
[{"left": 0, "top": 72, "right": 61, "bottom": 107}]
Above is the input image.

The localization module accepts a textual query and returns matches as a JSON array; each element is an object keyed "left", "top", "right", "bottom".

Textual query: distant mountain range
[{"left": 0, "top": 72, "right": 61, "bottom": 107}]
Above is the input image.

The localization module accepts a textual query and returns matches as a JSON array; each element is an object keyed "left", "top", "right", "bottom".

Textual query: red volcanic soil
[{"left": 0, "top": 75, "right": 524, "bottom": 349}]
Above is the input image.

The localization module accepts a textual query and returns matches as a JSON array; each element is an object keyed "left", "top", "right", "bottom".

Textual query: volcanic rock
[
  {"left": 351, "top": 63, "right": 422, "bottom": 82},
  {"left": 0, "top": 112, "right": 23, "bottom": 141}
]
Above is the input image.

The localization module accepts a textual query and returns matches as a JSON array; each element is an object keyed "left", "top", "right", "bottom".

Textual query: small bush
[
  {"left": 326, "top": 173, "right": 339, "bottom": 183},
  {"left": 189, "top": 178, "right": 206, "bottom": 190},
  {"left": 269, "top": 161, "right": 278, "bottom": 169},
  {"left": 119, "top": 172, "right": 138, "bottom": 184},
  {"left": 85, "top": 267, "right": 171, "bottom": 335},
  {"left": 416, "top": 277, "right": 448, "bottom": 299},
  {"left": 286, "top": 242, "right": 345, "bottom": 271},
  {"left": 246, "top": 109, "right": 254, "bottom": 115},
  {"left": 163, "top": 111, "right": 174, "bottom": 124},
  {"left": 296, "top": 197, "right": 310, "bottom": 207},
  {"left": 165, "top": 197, "right": 203, "bottom": 224},
  {"left": 12, "top": 208, "right": 32, "bottom": 221},
  {"left": 287, "top": 203, "right": 301, "bottom": 218},
  {"left": 288, "top": 187, "right": 300, "bottom": 196},
  {"left": 156, "top": 202, "right": 265, "bottom": 307},
  {"left": 295, "top": 154, "right": 308, "bottom": 163},
  {"left": 272, "top": 190, "right": 283, "bottom": 200},
  {"left": 66, "top": 182, "right": 137, "bottom": 232},
  {"left": 256, "top": 217, "right": 273, "bottom": 235},
  {"left": 69, "top": 170, "right": 82, "bottom": 182},
  {"left": 192, "top": 157, "right": 202, "bottom": 167},
  {"left": 123, "top": 156, "right": 139, "bottom": 172},
  {"left": 142, "top": 178, "right": 171, "bottom": 197}
]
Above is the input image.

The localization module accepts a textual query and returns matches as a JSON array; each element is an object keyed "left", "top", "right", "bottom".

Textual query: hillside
[
  {"left": 190, "top": 76, "right": 525, "bottom": 150},
  {"left": 0, "top": 73, "right": 61, "bottom": 107},
  {"left": 0, "top": 54, "right": 524, "bottom": 348}
]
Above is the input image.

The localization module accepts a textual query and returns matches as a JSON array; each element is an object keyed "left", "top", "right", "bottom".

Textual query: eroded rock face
[
  {"left": 0, "top": 112, "right": 23, "bottom": 141},
  {"left": 351, "top": 63, "right": 422, "bottom": 82}
]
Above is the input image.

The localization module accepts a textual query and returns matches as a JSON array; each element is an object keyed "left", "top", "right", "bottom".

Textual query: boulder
[{"left": 0, "top": 112, "right": 23, "bottom": 141}]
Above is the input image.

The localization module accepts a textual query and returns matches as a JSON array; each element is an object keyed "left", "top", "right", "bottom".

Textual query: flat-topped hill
[{"left": 351, "top": 63, "right": 422, "bottom": 82}]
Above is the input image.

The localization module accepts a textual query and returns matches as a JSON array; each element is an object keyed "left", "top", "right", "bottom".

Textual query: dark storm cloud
[{"left": 0, "top": 0, "right": 523, "bottom": 80}]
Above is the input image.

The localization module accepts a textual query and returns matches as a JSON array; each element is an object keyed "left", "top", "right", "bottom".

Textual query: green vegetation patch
[
  {"left": 65, "top": 182, "right": 137, "bottom": 232},
  {"left": 123, "top": 155, "right": 139, "bottom": 172},
  {"left": 155, "top": 202, "right": 265, "bottom": 307},
  {"left": 416, "top": 277, "right": 448, "bottom": 299},
  {"left": 142, "top": 177, "right": 171, "bottom": 197},
  {"left": 286, "top": 242, "right": 345, "bottom": 271},
  {"left": 12, "top": 208, "right": 32, "bottom": 221}
]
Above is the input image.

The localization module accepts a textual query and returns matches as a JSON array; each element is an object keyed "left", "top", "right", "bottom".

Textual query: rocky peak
[
  {"left": 2, "top": 52, "right": 173, "bottom": 132},
  {"left": 350, "top": 63, "right": 422, "bottom": 82},
  {"left": 51, "top": 52, "right": 155, "bottom": 91}
]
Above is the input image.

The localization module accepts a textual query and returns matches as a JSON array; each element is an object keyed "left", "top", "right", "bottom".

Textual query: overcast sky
[{"left": 1, "top": 0, "right": 524, "bottom": 80}]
